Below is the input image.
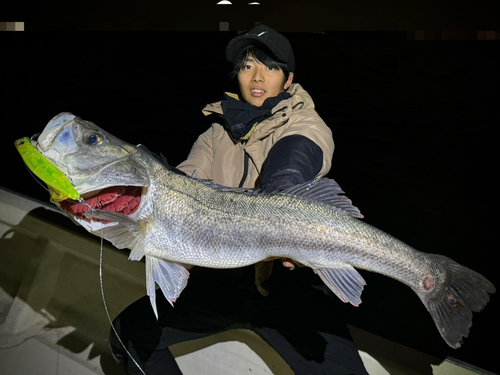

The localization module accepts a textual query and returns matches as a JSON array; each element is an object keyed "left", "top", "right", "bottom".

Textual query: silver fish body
[{"left": 29, "top": 112, "right": 495, "bottom": 349}]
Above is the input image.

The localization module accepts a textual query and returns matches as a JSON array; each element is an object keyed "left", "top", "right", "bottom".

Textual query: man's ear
[{"left": 284, "top": 72, "right": 294, "bottom": 90}]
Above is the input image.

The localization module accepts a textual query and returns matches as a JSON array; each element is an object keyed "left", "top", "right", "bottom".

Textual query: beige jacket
[
  {"left": 177, "top": 83, "right": 334, "bottom": 188},
  {"left": 177, "top": 83, "right": 335, "bottom": 295}
]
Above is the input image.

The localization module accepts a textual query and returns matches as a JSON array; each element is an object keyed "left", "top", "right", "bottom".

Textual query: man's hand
[
  {"left": 263, "top": 257, "right": 296, "bottom": 269},
  {"left": 186, "top": 258, "right": 294, "bottom": 271}
]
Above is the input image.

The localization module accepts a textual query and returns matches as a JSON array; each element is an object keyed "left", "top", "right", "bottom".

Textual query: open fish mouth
[{"left": 59, "top": 186, "right": 143, "bottom": 221}]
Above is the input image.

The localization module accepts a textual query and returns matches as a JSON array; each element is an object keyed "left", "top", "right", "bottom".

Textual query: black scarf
[{"left": 221, "top": 91, "right": 291, "bottom": 141}]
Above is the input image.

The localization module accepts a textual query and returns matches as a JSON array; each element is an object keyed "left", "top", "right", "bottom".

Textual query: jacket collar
[
  {"left": 221, "top": 90, "right": 291, "bottom": 141},
  {"left": 202, "top": 83, "right": 316, "bottom": 143}
]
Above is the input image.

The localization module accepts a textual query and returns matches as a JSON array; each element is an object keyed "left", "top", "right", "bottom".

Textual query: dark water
[{"left": 1, "top": 31, "right": 498, "bottom": 373}]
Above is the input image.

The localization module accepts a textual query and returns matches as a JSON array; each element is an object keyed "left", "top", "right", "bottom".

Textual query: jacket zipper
[{"left": 238, "top": 151, "right": 249, "bottom": 188}]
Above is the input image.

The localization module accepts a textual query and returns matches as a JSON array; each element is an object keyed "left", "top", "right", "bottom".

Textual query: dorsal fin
[
  {"left": 280, "top": 178, "right": 364, "bottom": 218},
  {"left": 195, "top": 176, "right": 259, "bottom": 194},
  {"left": 192, "top": 175, "right": 362, "bottom": 218}
]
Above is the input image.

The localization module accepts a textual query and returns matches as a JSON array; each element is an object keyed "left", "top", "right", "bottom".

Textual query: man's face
[{"left": 237, "top": 57, "right": 294, "bottom": 107}]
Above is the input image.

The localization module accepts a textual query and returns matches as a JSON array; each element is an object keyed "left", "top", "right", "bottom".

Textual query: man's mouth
[
  {"left": 251, "top": 89, "right": 266, "bottom": 97},
  {"left": 59, "top": 186, "right": 142, "bottom": 220}
]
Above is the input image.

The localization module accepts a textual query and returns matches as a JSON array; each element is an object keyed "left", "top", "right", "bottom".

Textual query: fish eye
[{"left": 87, "top": 133, "right": 102, "bottom": 145}]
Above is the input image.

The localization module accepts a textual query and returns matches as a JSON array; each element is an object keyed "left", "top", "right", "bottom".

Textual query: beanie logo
[{"left": 257, "top": 31, "right": 267, "bottom": 37}]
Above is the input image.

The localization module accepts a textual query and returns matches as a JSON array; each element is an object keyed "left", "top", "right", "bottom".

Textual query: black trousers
[{"left": 109, "top": 262, "right": 369, "bottom": 375}]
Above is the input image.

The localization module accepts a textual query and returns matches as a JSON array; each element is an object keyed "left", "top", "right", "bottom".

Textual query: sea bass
[{"left": 23, "top": 112, "right": 495, "bottom": 349}]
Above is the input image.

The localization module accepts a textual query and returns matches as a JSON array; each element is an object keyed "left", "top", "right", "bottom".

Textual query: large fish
[{"left": 21, "top": 112, "right": 495, "bottom": 349}]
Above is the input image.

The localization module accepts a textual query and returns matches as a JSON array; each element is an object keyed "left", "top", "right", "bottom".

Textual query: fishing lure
[{"left": 15, "top": 137, "right": 80, "bottom": 201}]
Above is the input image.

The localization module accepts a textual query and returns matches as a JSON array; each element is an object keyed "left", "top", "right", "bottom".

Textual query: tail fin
[{"left": 416, "top": 254, "right": 495, "bottom": 348}]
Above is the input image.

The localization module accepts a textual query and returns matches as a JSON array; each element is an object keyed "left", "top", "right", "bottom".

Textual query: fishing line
[
  {"left": 22, "top": 162, "right": 77, "bottom": 204},
  {"left": 23, "top": 163, "right": 52, "bottom": 195},
  {"left": 94, "top": 207, "right": 148, "bottom": 375}
]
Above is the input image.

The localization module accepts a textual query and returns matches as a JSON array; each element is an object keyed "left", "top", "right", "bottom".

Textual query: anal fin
[{"left": 314, "top": 265, "right": 366, "bottom": 306}]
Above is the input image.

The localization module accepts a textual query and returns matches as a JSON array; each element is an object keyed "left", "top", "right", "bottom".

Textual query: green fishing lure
[{"left": 15, "top": 137, "right": 80, "bottom": 201}]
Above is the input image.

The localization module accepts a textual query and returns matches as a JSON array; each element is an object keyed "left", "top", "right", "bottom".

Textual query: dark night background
[{"left": 1, "top": 1, "right": 499, "bottom": 374}]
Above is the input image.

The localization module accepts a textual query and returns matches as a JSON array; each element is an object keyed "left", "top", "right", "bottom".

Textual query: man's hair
[{"left": 230, "top": 46, "right": 291, "bottom": 82}]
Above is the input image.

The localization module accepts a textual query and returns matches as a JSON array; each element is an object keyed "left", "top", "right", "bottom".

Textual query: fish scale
[
  {"left": 20, "top": 112, "right": 495, "bottom": 349},
  {"left": 153, "top": 171, "right": 456, "bottom": 293}
]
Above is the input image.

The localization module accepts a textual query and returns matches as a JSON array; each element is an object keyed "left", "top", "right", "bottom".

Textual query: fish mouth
[{"left": 59, "top": 185, "right": 143, "bottom": 221}]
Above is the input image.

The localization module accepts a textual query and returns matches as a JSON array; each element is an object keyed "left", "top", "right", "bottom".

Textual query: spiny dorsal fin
[
  {"left": 280, "top": 178, "right": 364, "bottom": 218},
  {"left": 192, "top": 175, "right": 362, "bottom": 218},
  {"left": 195, "top": 177, "right": 259, "bottom": 194}
]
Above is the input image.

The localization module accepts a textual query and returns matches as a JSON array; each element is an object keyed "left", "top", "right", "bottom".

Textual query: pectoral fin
[
  {"left": 314, "top": 265, "right": 366, "bottom": 306},
  {"left": 146, "top": 256, "right": 190, "bottom": 319},
  {"left": 83, "top": 209, "right": 145, "bottom": 260}
]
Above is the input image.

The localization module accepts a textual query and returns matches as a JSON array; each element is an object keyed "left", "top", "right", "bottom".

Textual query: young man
[
  {"left": 110, "top": 24, "right": 369, "bottom": 375},
  {"left": 177, "top": 24, "right": 333, "bottom": 197}
]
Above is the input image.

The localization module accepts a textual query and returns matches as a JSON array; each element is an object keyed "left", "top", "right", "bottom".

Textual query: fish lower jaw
[{"left": 72, "top": 214, "right": 117, "bottom": 232}]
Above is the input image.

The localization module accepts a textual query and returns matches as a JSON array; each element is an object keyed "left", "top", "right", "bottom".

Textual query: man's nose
[{"left": 252, "top": 68, "right": 264, "bottom": 82}]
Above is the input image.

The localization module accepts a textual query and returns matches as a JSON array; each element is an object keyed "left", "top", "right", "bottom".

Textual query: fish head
[
  {"left": 35, "top": 112, "right": 150, "bottom": 192},
  {"left": 33, "top": 112, "right": 151, "bottom": 232}
]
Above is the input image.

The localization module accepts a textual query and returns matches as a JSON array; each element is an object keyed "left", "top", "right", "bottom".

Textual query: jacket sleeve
[
  {"left": 176, "top": 125, "right": 217, "bottom": 180},
  {"left": 260, "top": 134, "right": 323, "bottom": 193},
  {"left": 273, "top": 109, "right": 334, "bottom": 179}
]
